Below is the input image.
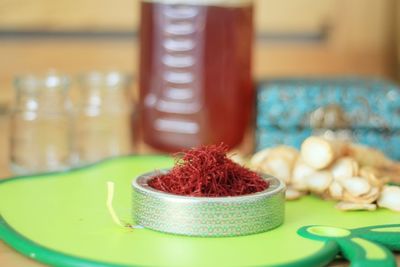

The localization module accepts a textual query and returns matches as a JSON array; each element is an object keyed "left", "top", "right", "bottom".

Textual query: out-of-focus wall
[{"left": 0, "top": 0, "right": 397, "bottom": 105}]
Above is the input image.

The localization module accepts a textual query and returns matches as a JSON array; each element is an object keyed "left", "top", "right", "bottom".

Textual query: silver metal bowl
[{"left": 132, "top": 170, "right": 286, "bottom": 237}]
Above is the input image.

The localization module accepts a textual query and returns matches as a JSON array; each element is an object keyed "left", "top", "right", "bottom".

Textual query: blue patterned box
[{"left": 255, "top": 77, "right": 400, "bottom": 160}]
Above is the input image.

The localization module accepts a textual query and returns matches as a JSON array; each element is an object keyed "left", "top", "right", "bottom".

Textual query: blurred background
[
  {"left": 1, "top": 2, "right": 399, "bottom": 265},
  {"left": 0, "top": 0, "right": 398, "bottom": 104},
  {"left": 0, "top": 0, "right": 399, "bottom": 173}
]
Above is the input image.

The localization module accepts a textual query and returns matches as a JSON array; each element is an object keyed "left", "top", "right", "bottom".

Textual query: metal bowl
[{"left": 132, "top": 170, "right": 286, "bottom": 237}]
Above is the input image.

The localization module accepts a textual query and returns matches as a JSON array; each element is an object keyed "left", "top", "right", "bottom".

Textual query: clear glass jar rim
[
  {"left": 78, "top": 71, "right": 132, "bottom": 88},
  {"left": 14, "top": 72, "right": 70, "bottom": 91}
]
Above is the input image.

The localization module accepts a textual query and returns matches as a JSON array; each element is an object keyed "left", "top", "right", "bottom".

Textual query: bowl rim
[{"left": 132, "top": 169, "right": 286, "bottom": 203}]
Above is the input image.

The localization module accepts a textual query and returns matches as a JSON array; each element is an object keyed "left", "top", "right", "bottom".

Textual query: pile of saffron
[{"left": 148, "top": 144, "right": 269, "bottom": 197}]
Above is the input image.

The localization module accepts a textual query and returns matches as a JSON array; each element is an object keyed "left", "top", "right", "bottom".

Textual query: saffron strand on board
[{"left": 148, "top": 144, "right": 269, "bottom": 197}]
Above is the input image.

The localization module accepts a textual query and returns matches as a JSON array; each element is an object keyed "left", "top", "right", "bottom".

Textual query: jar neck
[
  {"left": 14, "top": 73, "right": 70, "bottom": 112},
  {"left": 15, "top": 88, "right": 70, "bottom": 112},
  {"left": 79, "top": 86, "right": 131, "bottom": 113},
  {"left": 77, "top": 72, "right": 132, "bottom": 112}
]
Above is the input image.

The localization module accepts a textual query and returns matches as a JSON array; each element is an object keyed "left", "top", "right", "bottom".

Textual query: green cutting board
[{"left": 0, "top": 155, "right": 399, "bottom": 267}]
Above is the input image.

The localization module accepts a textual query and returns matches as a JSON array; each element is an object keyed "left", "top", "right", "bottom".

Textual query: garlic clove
[
  {"left": 341, "top": 186, "right": 379, "bottom": 204},
  {"left": 261, "top": 157, "right": 292, "bottom": 184},
  {"left": 363, "top": 187, "right": 380, "bottom": 201},
  {"left": 331, "top": 157, "right": 359, "bottom": 181},
  {"left": 341, "top": 177, "right": 371, "bottom": 197},
  {"left": 250, "top": 148, "right": 271, "bottom": 169},
  {"left": 336, "top": 201, "right": 377, "bottom": 211},
  {"left": 359, "top": 166, "right": 383, "bottom": 188},
  {"left": 306, "top": 171, "right": 333, "bottom": 194},
  {"left": 300, "top": 136, "right": 337, "bottom": 170},
  {"left": 377, "top": 185, "right": 400, "bottom": 212},
  {"left": 329, "top": 181, "right": 344, "bottom": 200},
  {"left": 292, "top": 159, "right": 316, "bottom": 191},
  {"left": 285, "top": 187, "right": 306, "bottom": 200},
  {"left": 250, "top": 146, "right": 299, "bottom": 183},
  {"left": 272, "top": 146, "right": 299, "bottom": 163}
]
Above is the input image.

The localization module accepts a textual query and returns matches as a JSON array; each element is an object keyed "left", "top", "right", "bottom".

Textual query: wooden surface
[
  {"left": 0, "top": 0, "right": 359, "bottom": 32},
  {"left": 0, "top": 0, "right": 395, "bottom": 41},
  {"left": 0, "top": 39, "right": 395, "bottom": 106},
  {"left": 0, "top": 0, "right": 398, "bottom": 105}
]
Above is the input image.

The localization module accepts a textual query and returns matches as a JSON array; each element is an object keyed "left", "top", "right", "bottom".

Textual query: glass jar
[
  {"left": 10, "top": 73, "right": 72, "bottom": 174},
  {"left": 74, "top": 71, "right": 134, "bottom": 165},
  {"left": 139, "top": 0, "right": 254, "bottom": 152}
]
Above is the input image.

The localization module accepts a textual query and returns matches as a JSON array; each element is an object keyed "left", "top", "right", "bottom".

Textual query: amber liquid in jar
[{"left": 139, "top": 0, "right": 254, "bottom": 152}]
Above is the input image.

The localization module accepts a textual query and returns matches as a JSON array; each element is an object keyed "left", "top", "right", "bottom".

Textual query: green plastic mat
[{"left": 0, "top": 155, "right": 399, "bottom": 267}]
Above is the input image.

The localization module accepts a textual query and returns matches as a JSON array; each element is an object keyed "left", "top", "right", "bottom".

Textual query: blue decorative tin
[{"left": 255, "top": 77, "right": 400, "bottom": 160}]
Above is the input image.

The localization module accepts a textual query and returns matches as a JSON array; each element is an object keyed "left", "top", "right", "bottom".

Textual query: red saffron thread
[{"left": 148, "top": 144, "right": 269, "bottom": 197}]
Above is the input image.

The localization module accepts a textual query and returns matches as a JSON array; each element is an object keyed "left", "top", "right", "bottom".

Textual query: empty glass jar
[
  {"left": 74, "top": 71, "right": 134, "bottom": 165},
  {"left": 10, "top": 73, "right": 72, "bottom": 174}
]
